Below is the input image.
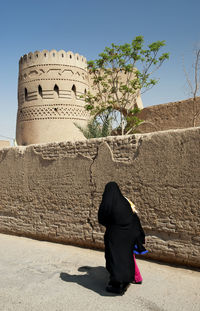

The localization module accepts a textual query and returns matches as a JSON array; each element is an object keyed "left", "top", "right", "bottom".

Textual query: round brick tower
[{"left": 16, "top": 50, "right": 90, "bottom": 145}]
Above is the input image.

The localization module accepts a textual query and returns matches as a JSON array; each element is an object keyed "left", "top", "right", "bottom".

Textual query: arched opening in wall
[
  {"left": 38, "top": 85, "right": 43, "bottom": 98},
  {"left": 84, "top": 89, "right": 87, "bottom": 95},
  {"left": 72, "top": 84, "right": 76, "bottom": 100},
  {"left": 54, "top": 84, "right": 59, "bottom": 98},
  {"left": 24, "top": 88, "right": 28, "bottom": 101}
]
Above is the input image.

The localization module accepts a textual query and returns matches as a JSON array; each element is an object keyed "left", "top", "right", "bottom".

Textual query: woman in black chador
[{"left": 98, "top": 182, "right": 146, "bottom": 295}]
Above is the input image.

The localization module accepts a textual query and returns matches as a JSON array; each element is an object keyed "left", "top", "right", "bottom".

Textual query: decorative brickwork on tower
[{"left": 16, "top": 50, "right": 90, "bottom": 145}]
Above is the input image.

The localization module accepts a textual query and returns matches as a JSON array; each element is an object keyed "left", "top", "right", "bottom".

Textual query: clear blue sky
[{"left": 0, "top": 0, "right": 200, "bottom": 141}]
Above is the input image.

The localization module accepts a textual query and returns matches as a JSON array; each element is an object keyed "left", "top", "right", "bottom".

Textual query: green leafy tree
[{"left": 84, "top": 36, "right": 169, "bottom": 135}]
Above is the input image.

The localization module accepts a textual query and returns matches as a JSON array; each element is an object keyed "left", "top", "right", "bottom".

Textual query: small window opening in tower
[
  {"left": 38, "top": 85, "right": 43, "bottom": 98},
  {"left": 54, "top": 84, "right": 59, "bottom": 98},
  {"left": 53, "top": 53, "right": 55, "bottom": 57},
  {"left": 84, "top": 89, "right": 87, "bottom": 95},
  {"left": 44, "top": 53, "right": 46, "bottom": 57},
  {"left": 62, "top": 53, "right": 64, "bottom": 57},
  {"left": 24, "top": 88, "right": 28, "bottom": 101},
  {"left": 72, "top": 84, "right": 76, "bottom": 96},
  {"left": 70, "top": 54, "right": 72, "bottom": 59}
]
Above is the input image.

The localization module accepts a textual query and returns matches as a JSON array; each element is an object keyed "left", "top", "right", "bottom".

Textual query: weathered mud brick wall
[
  {"left": 0, "top": 128, "right": 199, "bottom": 267},
  {"left": 137, "top": 97, "right": 200, "bottom": 133}
]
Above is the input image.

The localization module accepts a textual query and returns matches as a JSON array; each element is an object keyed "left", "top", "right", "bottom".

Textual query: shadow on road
[{"left": 60, "top": 266, "right": 117, "bottom": 296}]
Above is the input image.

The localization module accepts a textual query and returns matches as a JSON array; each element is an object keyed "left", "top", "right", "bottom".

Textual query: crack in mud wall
[{"left": 0, "top": 128, "right": 200, "bottom": 267}]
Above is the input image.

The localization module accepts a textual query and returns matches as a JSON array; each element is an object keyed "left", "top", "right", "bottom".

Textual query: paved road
[{"left": 0, "top": 233, "right": 199, "bottom": 311}]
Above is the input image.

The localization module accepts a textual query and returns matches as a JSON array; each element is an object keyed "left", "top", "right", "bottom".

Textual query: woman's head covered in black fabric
[{"left": 98, "top": 181, "right": 133, "bottom": 226}]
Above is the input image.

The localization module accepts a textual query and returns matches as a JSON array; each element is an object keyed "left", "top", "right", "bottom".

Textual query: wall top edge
[
  {"left": 143, "top": 96, "right": 200, "bottom": 110},
  {"left": 1, "top": 127, "right": 200, "bottom": 152}
]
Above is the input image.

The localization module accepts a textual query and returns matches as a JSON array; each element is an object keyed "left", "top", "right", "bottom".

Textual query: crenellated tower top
[
  {"left": 19, "top": 49, "right": 88, "bottom": 70},
  {"left": 16, "top": 49, "right": 90, "bottom": 145}
]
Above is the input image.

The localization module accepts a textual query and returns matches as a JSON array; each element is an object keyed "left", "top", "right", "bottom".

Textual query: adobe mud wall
[
  {"left": 0, "top": 140, "right": 10, "bottom": 148},
  {"left": 0, "top": 128, "right": 199, "bottom": 267},
  {"left": 138, "top": 97, "right": 200, "bottom": 133}
]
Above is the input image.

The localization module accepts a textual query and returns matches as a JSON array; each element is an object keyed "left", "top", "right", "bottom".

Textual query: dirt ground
[{"left": 0, "top": 233, "right": 199, "bottom": 311}]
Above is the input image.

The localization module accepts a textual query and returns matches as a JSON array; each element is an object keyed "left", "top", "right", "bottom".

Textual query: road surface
[{"left": 0, "top": 233, "right": 199, "bottom": 311}]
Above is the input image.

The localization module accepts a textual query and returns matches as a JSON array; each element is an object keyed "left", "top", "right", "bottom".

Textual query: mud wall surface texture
[
  {"left": 0, "top": 140, "right": 10, "bottom": 148},
  {"left": 0, "top": 127, "right": 199, "bottom": 267},
  {"left": 138, "top": 97, "right": 200, "bottom": 133}
]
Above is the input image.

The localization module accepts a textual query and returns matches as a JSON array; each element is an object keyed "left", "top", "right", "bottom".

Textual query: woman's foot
[
  {"left": 132, "top": 280, "right": 142, "bottom": 284},
  {"left": 106, "top": 282, "right": 130, "bottom": 295}
]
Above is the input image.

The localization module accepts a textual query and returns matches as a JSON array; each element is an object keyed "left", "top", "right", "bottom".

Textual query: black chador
[{"left": 98, "top": 182, "right": 146, "bottom": 293}]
